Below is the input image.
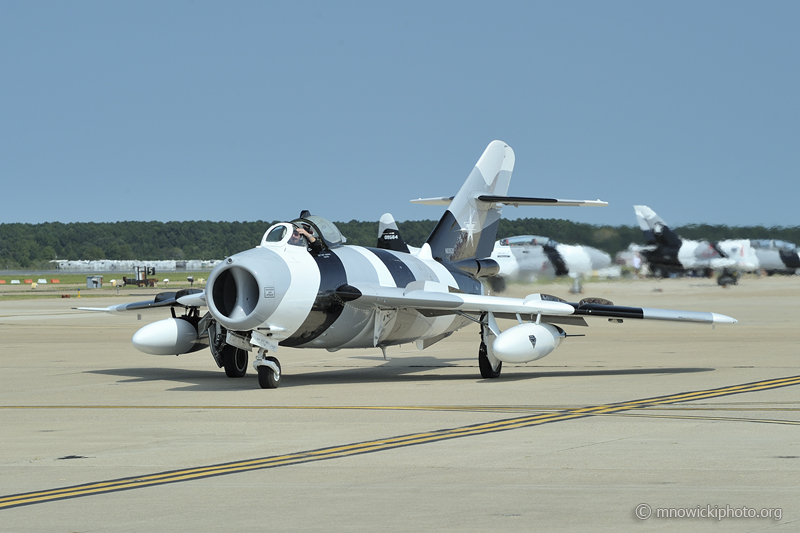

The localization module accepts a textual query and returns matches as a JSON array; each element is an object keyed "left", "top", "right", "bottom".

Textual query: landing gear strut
[{"left": 478, "top": 314, "right": 502, "bottom": 379}]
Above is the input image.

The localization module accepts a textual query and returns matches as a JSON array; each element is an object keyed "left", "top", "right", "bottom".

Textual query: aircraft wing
[
  {"left": 339, "top": 281, "right": 576, "bottom": 316},
  {"left": 342, "top": 282, "right": 736, "bottom": 325},
  {"left": 567, "top": 302, "right": 736, "bottom": 324},
  {"left": 75, "top": 289, "right": 206, "bottom": 313},
  {"left": 496, "top": 301, "right": 735, "bottom": 325}
]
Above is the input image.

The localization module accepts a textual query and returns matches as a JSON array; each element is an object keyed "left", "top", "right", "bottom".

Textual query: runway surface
[{"left": 1, "top": 276, "right": 798, "bottom": 531}]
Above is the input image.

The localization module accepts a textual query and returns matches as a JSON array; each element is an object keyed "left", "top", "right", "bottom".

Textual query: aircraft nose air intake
[
  {"left": 206, "top": 251, "right": 286, "bottom": 331},
  {"left": 212, "top": 267, "right": 259, "bottom": 321}
]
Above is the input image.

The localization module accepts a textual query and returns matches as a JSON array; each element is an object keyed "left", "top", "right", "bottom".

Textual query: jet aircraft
[
  {"left": 634, "top": 205, "right": 800, "bottom": 277},
  {"left": 487, "top": 235, "right": 613, "bottom": 291},
  {"left": 80, "top": 142, "right": 736, "bottom": 389}
]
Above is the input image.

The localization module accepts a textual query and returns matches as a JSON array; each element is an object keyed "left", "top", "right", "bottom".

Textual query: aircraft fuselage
[{"left": 205, "top": 242, "right": 478, "bottom": 351}]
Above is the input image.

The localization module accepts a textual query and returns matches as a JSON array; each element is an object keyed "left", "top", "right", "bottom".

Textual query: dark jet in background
[{"left": 633, "top": 205, "right": 800, "bottom": 278}]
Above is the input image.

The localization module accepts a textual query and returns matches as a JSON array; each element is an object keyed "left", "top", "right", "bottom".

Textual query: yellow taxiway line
[{"left": 2, "top": 374, "right": 800, "bottom": 510}]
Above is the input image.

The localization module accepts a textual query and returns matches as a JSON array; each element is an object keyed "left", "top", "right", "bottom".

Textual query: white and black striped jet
[{"left": 80, "top": 141, "right": 736, "bottom": 389}]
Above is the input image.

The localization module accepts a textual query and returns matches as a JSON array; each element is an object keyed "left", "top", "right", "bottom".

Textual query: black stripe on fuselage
[
  {"left": 366, "top": 247, "right": 417, "bottom": 288},
  {"left": 543, "top": 244, "right": 569, "bottom": 277},
  {"left": 368, "top": 246, "right": 480, "bottom": 294},
  {"left": 780, "top": 249, "right": 800, "bottom": 269},
  {"left": 281, "top": 249, "right": 348, "bottom": 348}
]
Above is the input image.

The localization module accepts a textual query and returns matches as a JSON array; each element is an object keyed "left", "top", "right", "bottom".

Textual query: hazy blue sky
[{"left": 2, "top": 1, "right": 798, "bottom": 228}]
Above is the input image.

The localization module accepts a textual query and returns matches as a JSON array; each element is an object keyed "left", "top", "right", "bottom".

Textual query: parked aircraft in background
[
  {"left": 376, "top": 218, "right": 616, "bottom": 291},
  {"left": 716, "top": 238, "right": 800, "bottom": 275},
  {"left": 633, "top": 205, "right": 800, "bottom": 277},
  {"left": 633, "top": 205, "right": 733, "bottom": 277},
  {"left": 488, "top": 236, "right": 615, "bottom": 291},
  {"left": 78, "top": 142, "right": 736, "bottom": 389}
]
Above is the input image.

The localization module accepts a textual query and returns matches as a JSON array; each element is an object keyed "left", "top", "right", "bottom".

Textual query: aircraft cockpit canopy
[
  {"left": 499, "top": 235, "right": 558, "bottom": 247},
  {"left": 292, "top": 215, "right": 346, "bottom": 248},
  {"left": 261, "top": 215, "right": 346, "bottom": 249},
  {"left": 263, "top": 225, "right": 288, "bottom": 243},
  {"left": 262, "top": 223, "right": 296, "bottom": 247},
  {"left": 751, "top": 239, "right": 796, "bottom": 251}
]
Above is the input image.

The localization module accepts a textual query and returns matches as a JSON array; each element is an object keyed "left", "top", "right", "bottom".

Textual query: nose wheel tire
[
  {"left": 222, "top": 345, "right": 248, "bottom": 378},
  {"left": 257, "top": 357, "right": 281, "bottom": 389},
  {"left": 478, "top": 342, "right": 502, "bottom": 379}
]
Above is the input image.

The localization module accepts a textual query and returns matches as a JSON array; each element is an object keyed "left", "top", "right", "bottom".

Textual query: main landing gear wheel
[
  {"left": 257, "top": 356, "right": 281, "bottom": 389},
  {"left": 222, "top": 345, "right": 248, "bottom": 378},
  {"left": 478, "top": 342, "right": 502, "bottom": 379}
]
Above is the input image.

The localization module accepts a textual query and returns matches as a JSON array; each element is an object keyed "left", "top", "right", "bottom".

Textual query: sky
[{"left": 2, "top": 1, "right": 799, "bottom": 229}]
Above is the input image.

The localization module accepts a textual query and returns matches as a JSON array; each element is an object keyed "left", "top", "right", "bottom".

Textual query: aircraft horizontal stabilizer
[
  {"left": 411, "top": 195, "right": 607, "bottom": 207},
  {"left": 410, "top": 196, "right": 455, "bottom": 205},
  {"left": 477, "top": 195, "right": 608, "bottom": 207}
]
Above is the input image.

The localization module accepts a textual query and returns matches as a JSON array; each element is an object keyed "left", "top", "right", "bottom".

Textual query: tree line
[{"left": 1, "top": 218, "right": 798, "bottom": 269}]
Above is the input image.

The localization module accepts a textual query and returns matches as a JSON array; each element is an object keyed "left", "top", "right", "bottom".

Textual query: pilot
[{"left": 289, "top": 224, "right": 323, "bottom": 254}]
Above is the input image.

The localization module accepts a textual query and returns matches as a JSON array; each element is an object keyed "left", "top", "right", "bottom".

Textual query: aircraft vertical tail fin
[
  {"left": 425, "top": 141, "right": 515, "bottom": 263},
  {"left": 376, "top": 213, "right": 410, "bottom": 253},
  {"left": 634, "top": 205, "right": 682, "bottom": 248}
]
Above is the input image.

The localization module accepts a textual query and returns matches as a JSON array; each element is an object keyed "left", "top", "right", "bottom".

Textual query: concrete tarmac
[{"left": 0, "top": 276, "right": 798, "bottom": 531}]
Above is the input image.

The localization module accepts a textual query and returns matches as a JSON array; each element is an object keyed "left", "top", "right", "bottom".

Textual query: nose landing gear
[{"left": 254, "top": 349, "right": 282, "bottom": 389}]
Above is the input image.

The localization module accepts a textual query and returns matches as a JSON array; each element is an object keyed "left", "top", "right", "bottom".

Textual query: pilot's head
[{"left": 289, "top": 226, "right": 303, "bottom": 244}]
